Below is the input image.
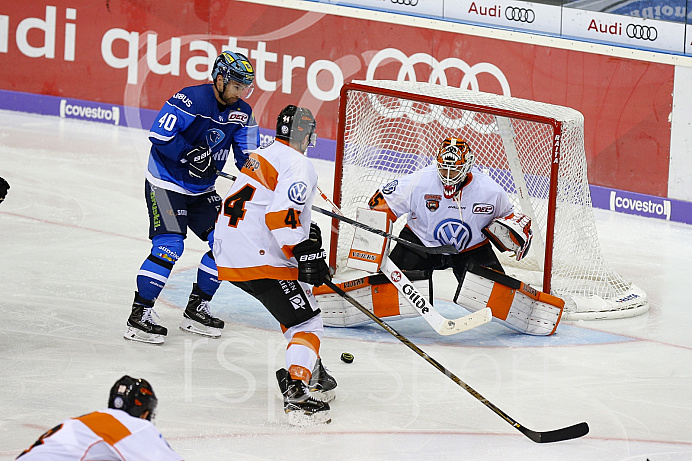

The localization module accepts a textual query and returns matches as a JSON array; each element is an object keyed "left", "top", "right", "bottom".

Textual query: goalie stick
[
  {"left": 313, "top": 205, "right": 458, "bottom": 255},
  {"left": 316, "top": 190, "right": 490, "bottom": 335},
  {"left": 324, "top": 279, "right": 589, "bottom": 443}
]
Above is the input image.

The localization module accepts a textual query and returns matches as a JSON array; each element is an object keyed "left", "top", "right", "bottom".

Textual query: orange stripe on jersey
[
  {"left": 266, "top": 209, "right": 302, "bottom": 231},
  {"left": 241, "top": 153, "right": 279, "bottom": 191},
  {"left": 76, "top": 412, "right": 131, "bottom": 446},
  {"left": 218, "top": 265, "right": 298, "bottom": 282}
]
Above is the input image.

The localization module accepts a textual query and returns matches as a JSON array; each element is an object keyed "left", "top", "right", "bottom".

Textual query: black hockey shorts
[
  {"left": 389, "top": 226, "right": 504, "bottom": 283},
  {"left": 145, "top": 180, "right": 222, "bottom": 240},
  {"left": 230, "top": 279, "right": 321, "bottom": 329}
]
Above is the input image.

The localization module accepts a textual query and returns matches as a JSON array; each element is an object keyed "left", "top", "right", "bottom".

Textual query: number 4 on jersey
[{"left": 223, "top": 185, "right": 255, "bottom": 227}]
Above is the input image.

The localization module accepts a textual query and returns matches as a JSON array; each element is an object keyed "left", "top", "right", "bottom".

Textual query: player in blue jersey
[{"left": 124, "top": 51, "right": 259, "bottom": 344}]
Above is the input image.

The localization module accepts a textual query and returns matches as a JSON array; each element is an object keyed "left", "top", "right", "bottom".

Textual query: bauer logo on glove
[{"left": 482, "top": 213, "right": 533, "bottom": 261}]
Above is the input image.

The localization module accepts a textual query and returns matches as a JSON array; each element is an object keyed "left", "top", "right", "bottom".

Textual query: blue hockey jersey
[{"left": 146, "top": 83, "right": 259, "bottom": 195}]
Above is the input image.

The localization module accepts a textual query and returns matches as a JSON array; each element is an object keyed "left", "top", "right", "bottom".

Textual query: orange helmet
[{"left": 436, "top": 137, "right": 474, "bottom": 189}]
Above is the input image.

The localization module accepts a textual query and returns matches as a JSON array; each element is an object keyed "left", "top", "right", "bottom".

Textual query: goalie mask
[
  {"left": 212, "top": 51, "right": 255, "bottom": 98},
  {"left": 436, "top": 138, "right": 474, "bottom": 199},
  {"left": 108, "top": 375, "right": 158, "bottom": 421},
  {"left": 276, "top": 105, "right": 317, "bottom": 150}
]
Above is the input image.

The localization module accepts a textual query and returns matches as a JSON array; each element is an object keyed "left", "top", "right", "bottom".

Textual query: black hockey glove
[
  {"left": 184, "top": 144, "right": 215, "bottom": 178},
  {"left": 0, "top": 177, "right": 9, "bottom": 204},
  {"left": 309, "top": 221, "right": 322, "bottom": 248},
  {"left": 292, "top": 238, "right": 331, "bottom": 287}
]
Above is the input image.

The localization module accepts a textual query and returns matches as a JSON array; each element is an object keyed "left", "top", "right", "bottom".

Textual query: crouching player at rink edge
[
  {"left": 124, "top": 51, "right": 259, "bottom": 344},
  {"left": 16, "top": 376, "right": 184, "bottom": 460},
  {"left": 213, "top": 105, "right": 336, "bottom": 426},
  {"left": 356, "top": 137, "right": 564, "bottom": 335}
]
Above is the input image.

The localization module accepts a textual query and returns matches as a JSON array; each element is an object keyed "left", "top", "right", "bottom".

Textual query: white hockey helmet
[{"left": 436, "top": 137, "right": 474, "bottom": 192}]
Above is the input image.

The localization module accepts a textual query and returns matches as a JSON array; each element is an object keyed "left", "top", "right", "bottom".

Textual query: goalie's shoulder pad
[{"left": 482, "top": 213, "right": 533, "bottom": 261}]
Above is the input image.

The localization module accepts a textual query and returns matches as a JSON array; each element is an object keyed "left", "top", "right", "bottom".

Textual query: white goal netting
[{"left": 330, "top": 80, "right": 648, "bottom": 320}]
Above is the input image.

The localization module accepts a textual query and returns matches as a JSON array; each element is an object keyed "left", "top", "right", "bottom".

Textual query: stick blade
[
  {"left": 520, "top": 422, "right": 589, "bottom": 443},
  {"left": 437, "top": 307, "right": 492, "bottom": 335}
]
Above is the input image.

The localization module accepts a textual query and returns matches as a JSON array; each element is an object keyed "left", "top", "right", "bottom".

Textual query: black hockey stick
[
  {"left": 323, "top": 279, "right": 589, "bottom": 443},
  {"left": 312, "top": 205, "right": 458, "bottom": 255},
  {"left": 219, "top": 170, "right": 456, "bottom": 256}
]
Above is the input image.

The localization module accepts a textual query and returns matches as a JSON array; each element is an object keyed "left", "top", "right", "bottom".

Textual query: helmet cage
[
  {"left": 436, "top": 138, "right": 474, "bottom": 188},
  {"left": 108, "top": 376, "right": 158, "bottom": 421}
]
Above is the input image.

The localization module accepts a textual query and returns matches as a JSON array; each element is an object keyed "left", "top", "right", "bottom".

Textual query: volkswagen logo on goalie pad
[{"left": 434, "top": 219, "right": 472, "bottom": 251}]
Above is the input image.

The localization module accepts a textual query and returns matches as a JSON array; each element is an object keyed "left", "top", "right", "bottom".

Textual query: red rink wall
[{"left": 0, "top": 1, "right": 675, "bottom": 197}]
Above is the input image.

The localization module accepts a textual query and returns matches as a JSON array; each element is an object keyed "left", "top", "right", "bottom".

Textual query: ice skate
[
  {"left": 276, "top": 368, "right": 331, "bottom": 427},
  {"left": 308, "top": 358, "right": 337, "bottom": 403},
  {"left": 179, "top": 283, "right": 224, "bottom": 338},
  {"left": 124, "top": 293, "right": 168, "bottom": 345}
]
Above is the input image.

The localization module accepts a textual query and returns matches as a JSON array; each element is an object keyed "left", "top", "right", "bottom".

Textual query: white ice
[{"left": 1, "top": 110, "right": 691, "bottom": 460}]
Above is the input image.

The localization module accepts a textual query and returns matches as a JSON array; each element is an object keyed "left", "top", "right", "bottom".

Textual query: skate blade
[
  {"left": 179, "top": 318, "right": 222, "bottom": 338},
  {"left": 123, "top": 327, "right": 164, "bottom": 345},
  {"left": 286, "top": 409, "right": 332, "bottom": 427},
  {"left": 309, "top": 388, "right": 336, "bottom": 403}
]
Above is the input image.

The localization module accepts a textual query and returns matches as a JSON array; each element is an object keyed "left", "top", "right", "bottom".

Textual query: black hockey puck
[{"left": 340, "top": 352, "right": 354, "bottom": 364}]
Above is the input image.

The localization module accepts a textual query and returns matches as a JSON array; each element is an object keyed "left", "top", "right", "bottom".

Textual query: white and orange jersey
[
  {"left": 369, "top": 164, "right": 514, "bottom": 253},
  {"left": 17, "top": 408, "right": 182, "bottom": 461},
  {"left": 214, "top": 139, "right": 318, "bottom": 281}
]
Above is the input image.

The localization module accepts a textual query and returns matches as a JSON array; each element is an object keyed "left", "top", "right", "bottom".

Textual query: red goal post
[{"left": 328, "top": 80, "right": 648, "bottom": 320}]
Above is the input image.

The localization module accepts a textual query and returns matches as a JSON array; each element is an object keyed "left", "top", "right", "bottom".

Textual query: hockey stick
[
  {"left": 216, "top": 170, "right": 237, "bottom": 181},
  {"left": 315, "top": 188, "right": 489, "bottom": 335},
  {"left": 379, "top": 257, "right": 491, "bottom": 335},
  {"left": 324, "top": 279, "right": 589, "bottom": 443},
  {"left": 312, "top": 205, "right": 458, "bottom": 255}
]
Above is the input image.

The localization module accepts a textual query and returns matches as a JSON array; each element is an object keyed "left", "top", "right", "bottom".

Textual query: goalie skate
[
  {"left": 178, "top": 284, "right": 224, "bottom": 338},
  {"left": 308, "top": 358, "right": 337, "bottom": 403},
  {"left": 277, "top": 368, "right": 331, "bottom": 427}
]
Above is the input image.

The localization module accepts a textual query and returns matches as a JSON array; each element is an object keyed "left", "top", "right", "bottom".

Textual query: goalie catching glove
[
  {"left": 184, "top": 144, "right": 215, "bottom": 178},
  {"left": 482, "top": 213, "right": 533, "bottom": 261},
  {"left": 292, "top": 225, "right": 331, "bottom": 287}
]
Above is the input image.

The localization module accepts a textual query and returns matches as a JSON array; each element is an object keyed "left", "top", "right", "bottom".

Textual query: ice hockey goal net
[{"left": 329, "top": 80, "right": 648, "bottom": 320}]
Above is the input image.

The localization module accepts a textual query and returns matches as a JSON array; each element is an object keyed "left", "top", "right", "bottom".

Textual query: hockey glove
[
  {"left": 0, "top": 177, "right": 9, "bottom": 203},
  {"left": 309, "top": 221, "right": 322, "bottom": 248},
  {"left": 184, "top": 144, "right": 215, "bottom": 178},
  {"left": 482, "top": 213, "right": 533, "bottom": 261},
  {"left": 292, "top": 238, "right": 331, "bottom": 287}
]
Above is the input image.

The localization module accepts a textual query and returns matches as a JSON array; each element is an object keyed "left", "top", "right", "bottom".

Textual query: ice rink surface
[{"left": 1, "top": 110, "right": 691, "bottom": 460}]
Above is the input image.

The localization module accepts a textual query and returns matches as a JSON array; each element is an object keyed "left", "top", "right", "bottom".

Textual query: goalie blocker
[{"left": 455, "top": 263, "right": 565, "bottom": 335}]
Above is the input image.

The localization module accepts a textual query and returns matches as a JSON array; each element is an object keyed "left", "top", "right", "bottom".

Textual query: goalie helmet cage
[{"left": 329, "top": 80, "right": 648, "bottom": 320}]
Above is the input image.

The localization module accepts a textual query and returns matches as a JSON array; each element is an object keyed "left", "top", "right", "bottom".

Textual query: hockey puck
[{"left": 340, "top": 352, "right": 354, "bottom": 364}]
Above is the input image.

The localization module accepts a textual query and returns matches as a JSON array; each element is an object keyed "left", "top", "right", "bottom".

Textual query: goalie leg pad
[
  {"left": 314, "top": 276, "right": 429, "bottom": 327},
  {"left": 454, "top": 266, "right": 564, "bottom": 335}
]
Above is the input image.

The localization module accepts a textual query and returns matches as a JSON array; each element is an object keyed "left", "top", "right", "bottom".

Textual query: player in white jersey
[
  {"left": 17, "top": 376, "right": 183, "bottom": 461},
  {"left": 368, "top": 137, "right": 532, "bottom": 284},
  {"left": 214, "top": 105, "right": 335, "bottom": 427}
]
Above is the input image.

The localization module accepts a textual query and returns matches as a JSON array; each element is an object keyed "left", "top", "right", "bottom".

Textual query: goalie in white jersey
[
  {"left": 17, "top": 376, "right": 183, "bottom": 460},
  {"left": 368, "top": 137, "right": 533, "bottom": 284},
  {"left": 214, "top": 105, "right": 335, "bottom": 427}
]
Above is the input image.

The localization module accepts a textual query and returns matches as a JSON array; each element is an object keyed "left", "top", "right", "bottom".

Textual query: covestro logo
[{"left": 609, "top": 191, "right": 671, "bottom": 220}]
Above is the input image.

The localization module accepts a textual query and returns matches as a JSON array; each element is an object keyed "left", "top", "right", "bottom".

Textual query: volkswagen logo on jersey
[
  {"left": 434, "top": 218, "right": 472, "bottom": 251},
  {"left": 382, "top": 180, "right": 398, "bottom": 195},
  {"left": 206, "top": 128, "right": 225, "bottom": 149},
  {"left": 288, "top": 181, "right": 309, "bottom": 205}
]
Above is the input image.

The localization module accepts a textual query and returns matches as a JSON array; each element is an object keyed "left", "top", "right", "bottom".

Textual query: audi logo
[
  {"left": 365, "top": 48, "right": 511, "bottom": 130},
  {"left": 626, "top": 24, "right": 657, "bottom": 41},
  {"left": 391, "top": 0, "right": 418, "bottom": 5},
  {"left": 504, "top": 7, "right": 535, "bottom": 23}
]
